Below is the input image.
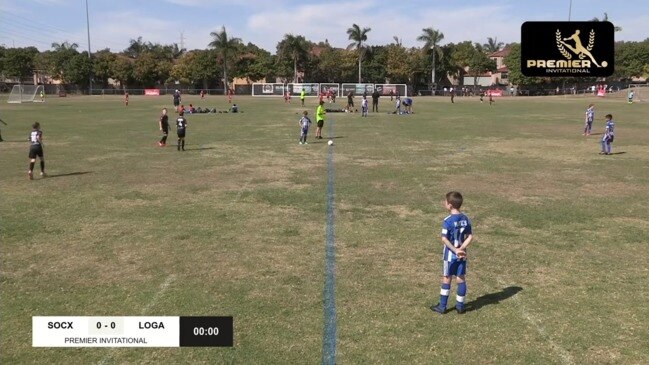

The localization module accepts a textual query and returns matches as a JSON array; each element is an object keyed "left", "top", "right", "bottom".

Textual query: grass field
[{"left": 1, "top": 93, "right": 648, "bottom": 364}]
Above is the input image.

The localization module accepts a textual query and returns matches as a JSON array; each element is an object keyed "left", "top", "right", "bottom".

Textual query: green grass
[{"left": 1, "top": 94, "right": 648, "bottom": 364}]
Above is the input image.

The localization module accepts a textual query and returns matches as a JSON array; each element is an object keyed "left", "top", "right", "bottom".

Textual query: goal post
[
  {"left": 7, "top": 84, "right": 44, "bottom": 103},
  {"left": 628, "top": 84, "right": 649, "bottom": 102}
]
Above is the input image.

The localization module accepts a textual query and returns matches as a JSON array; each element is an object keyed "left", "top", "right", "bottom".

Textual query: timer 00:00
[{"left": 193, "top": 327, "right": 219, "bottom": 336}]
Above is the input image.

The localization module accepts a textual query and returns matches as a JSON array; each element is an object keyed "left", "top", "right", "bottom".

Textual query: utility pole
[
  {"left": 85, "top": 0, "right": 92, "bottom": 95},
  {"left": 180, "top": 31, "right": 186, "bottom": 51}
]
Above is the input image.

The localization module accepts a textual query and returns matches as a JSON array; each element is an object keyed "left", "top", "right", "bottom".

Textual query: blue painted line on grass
[{"left": 322, "top": 119, "right": 337, "bottom": 365}]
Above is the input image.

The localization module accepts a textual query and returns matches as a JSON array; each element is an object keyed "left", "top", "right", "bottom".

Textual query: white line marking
[
  {"left": 98, "top": 274, "right": 176, "bottom": 364},
  {"left": 497, "top": 279, "right": 574, "bottom": 365}
]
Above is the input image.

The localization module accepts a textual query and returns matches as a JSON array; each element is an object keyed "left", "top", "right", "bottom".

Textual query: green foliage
[
  {"left": 63, "top": 52, "right": 92, "bottom": 88},
  {"left": 209, "top": 27, "right": 242, "bottom": 92},
  {"left": 276, "top": 34, "right": 310, "bottom": 82},
  {"left": 92, "top": 49, "right": 117, "bottom": 88},
  {"left": 110, "top": 56, "right": 134, "bottom": 89},
  {"left": 504, "top": 43, "right": 543, "bottom": 86},
  {"left": 614, "top": 39, "right": 649, "bottom": 79},
  {"left": 2, "top": 47, "right": 39, "bottom": 78}
]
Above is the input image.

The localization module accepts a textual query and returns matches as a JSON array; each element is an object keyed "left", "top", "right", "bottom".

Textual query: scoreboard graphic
[{"left": 32, "top": 316, "right": 233, "bottom": 347}]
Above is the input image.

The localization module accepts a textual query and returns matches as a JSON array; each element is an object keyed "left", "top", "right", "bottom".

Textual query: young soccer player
[
  {"left": 40, "top": 90, "right": 45, "bottom": 102},
  {"left": 600, "top": 114, "right": 615, "bottom": 155},
  {"left": 315, "top": 100, "right": 326, "bottom": 139},
  {"left": 176, "top": 111, "right": 188, "bottom": 151},
  {"left": 361, "top": 96, "right": 368, "bottom": 117},
  {"left": 200, "top": 89, "right": 205, "bottom": 99},
  {"left": 300, "top": 88, "right": 306, "bottom": 106},
  {"left": 628, "top": 90, "right": 634, "bottom": 104},
  {"left": 298, "top": 110, "right": 311, "bottom": 145},
  {"left": 158, "top": 108, "right": 169, "bottom": 147},
  {"left": 395, "top": 96, "right": 401, "bottom": 114},
  {"left": 227, "top": 88, "right": 233, "bottom": 104},
  {"left": 583, "top": 104, "right": 595, "bottom": 136},
  {"left": 347, "top": 91, "right": 354, "bottom": 111},
  {"left": 0, "top": 117, "right": 7, "bottom": 142},
  {"left": 124, "top": 91, "right": 129, "bottom": 106},
  {"left": 173, "top": 90, "right": 181, "bottom": 112},
  {"left": 27, "top": 122, "right": 46, "bottom": 180},
  {"left": 431, "top": 191, "right": 474, "bottom": 314}
]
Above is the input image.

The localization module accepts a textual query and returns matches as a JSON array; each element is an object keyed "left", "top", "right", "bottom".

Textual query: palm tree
[
  {"left": 51, "top": 41, "right": 79, "bottom": 52},
  {"left": 277, "top": 34, "right": 309, "bottom": 83},
  {"left": 346, "top": 24, "right": 371, "bottom": 83},
  {"left": 483, "top": 37, "right": 504, "bottom": 53},
  {"left": 393, "top": 36, "right": 402, "bottom": 47},
  {"left": 209, "top": 26, "right": 241, "bottom": 94},
  {"left": 416, "top": 27, "right": 444, "bottom": 88},
  {"left": 591, "top": 12, "right": 622, "bottom": 32}
]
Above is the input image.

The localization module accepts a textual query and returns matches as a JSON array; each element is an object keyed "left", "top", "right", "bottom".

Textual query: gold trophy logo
[{"left": 556, "top": 29, "right": 607, "bottom": 67}]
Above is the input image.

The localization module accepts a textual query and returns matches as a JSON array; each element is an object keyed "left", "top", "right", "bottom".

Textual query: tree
[
  {"left": 483, "top": 37, "right": 504, "bottom": 53},
  {"left": 51, "top": 41, "right": 78, "bottom": 52},
  {"left": 591, "top": 13, "right": 622, "bottom": 32},
  {"left": 64, "top": 52, "right": 93, "bottom": 90},
  {"left": 110, "top": 56, "right": 133, "bottom": 89},
  {"left": 614, "top": 39, "right": 649, "bottom": 79},
  {"left": 276, "top": 34, "right": 310, "bottom": 82},
  {"left": 347, "top": 23, "right": 371, "bottom": 83},
  {"left": 417, "top": 27, "right": 444, "bottom": 87},
  {"left": 209, "top": 26, "right": 242, "bottom": 93},
  {"left": 2, "top": 47, "right": 39, "bottom": 79},
  {"left": 93, "top": 49, "right": 117, "bottom": 88},
  {"left": 49, "top": 41, "right": 79, "bottom": 81},
  {"left": 504, "top": 43, "right": 543, "bottom": 86}
]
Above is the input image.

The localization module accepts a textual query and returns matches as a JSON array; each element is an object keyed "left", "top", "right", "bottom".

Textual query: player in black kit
[
  {"left": 158, "top": 108, "right": 169, "bottom": 147},
  {"left": 28, "top": 122, "right": 46, "bottom": 180},
  {"left": 176, "top": 111, "right": 187, "bottom": 151}
]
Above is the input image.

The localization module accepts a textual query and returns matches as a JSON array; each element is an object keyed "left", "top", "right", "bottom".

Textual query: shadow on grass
[
  {"left": 465, "top": 286, "right": 523, "bottom": 312},
  {"left": 47, "top": 171, "right": 93, "bottom": 178},
  {"left": 608, "top": 151, "right": 626, "bottom": 155},
  {"left": 185, "top": 146, "right": 216, "bottom": 151}
]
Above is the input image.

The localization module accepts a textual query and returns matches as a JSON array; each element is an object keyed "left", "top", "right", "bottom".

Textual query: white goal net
[
  {"left": 628, "top": 84, "right": 649, "bottom": 102},
  {"left": 7, "top": 84, "right": 44, "bottom": 103}
]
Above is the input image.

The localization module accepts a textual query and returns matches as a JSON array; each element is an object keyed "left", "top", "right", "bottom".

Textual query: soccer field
[{"left": 1, "top": 94, "right": 648, "bottom": 364}]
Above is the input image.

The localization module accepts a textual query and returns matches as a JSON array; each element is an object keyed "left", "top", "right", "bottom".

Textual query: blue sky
[{"left": 1, "top": 0, "right": 647, "bottom": 53}]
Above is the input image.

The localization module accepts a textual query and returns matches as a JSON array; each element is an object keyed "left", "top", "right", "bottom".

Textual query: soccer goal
[
  {"left": 628, "top": 84, "right": 649, "bottom": 102},
  {"left": 7, "top": 84, "right": 44, "bottom": 103}
]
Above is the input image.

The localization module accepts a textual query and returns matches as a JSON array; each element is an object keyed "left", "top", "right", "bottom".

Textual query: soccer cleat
[
  {"left": 40, "top": 172, "right": 47, "bottom": 178},
  {"left": 304, "top": 142, "right": 308, "bottom": 144},
  {"left": 456, "top": 307, "right": 466, "bottom": 314},
  {"left": 28, "top": 171, "right": 33, "bottom": 180},
  {"left": 299, "top": 142, "right": 303, "bottom": 145},
  {"left": 430, "top": 304, "right": 446, "bottom": 314}
]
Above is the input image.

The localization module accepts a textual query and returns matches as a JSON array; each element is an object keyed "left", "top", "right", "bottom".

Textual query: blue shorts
[{"left": 443, "top": 259, "right": 466, "bottom": 277}]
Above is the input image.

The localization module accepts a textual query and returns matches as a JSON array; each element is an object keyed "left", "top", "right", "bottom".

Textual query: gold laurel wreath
[
  {"left": 587, "top": 29, "right": 595, "bottom": 51},
  {"left": 556, "top": 29, "right": 572, "bottom": 59}
]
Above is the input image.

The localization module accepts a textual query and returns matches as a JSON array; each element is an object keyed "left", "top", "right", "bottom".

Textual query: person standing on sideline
[
  {"left": 371, "top": 89, "right": 380, "bottom": 112},
  {"left": 158, "top": 108, "right": 169, "bottom": 147},
  {"left": 176, "top": 111, "right": 188, "bottom": 151},
  {"left": 315, "top": 100, "right": 326, "bottom": 139},
  {"left": 27, "top": 122, "right": 46, "bottom": 180},
  {"left": 227, "top": 88, "right": 233, "bottom": 104},
  {"left": 124, "top": 91, "right": 129, "bottom": 106},
  {"left": 431, "top": 191, "right": 474, "bottom": 315}
]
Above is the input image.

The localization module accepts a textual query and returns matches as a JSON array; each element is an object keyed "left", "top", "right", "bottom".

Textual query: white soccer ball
[{"left": 328, "top": 140, "right": 333, "bottom": 146}]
